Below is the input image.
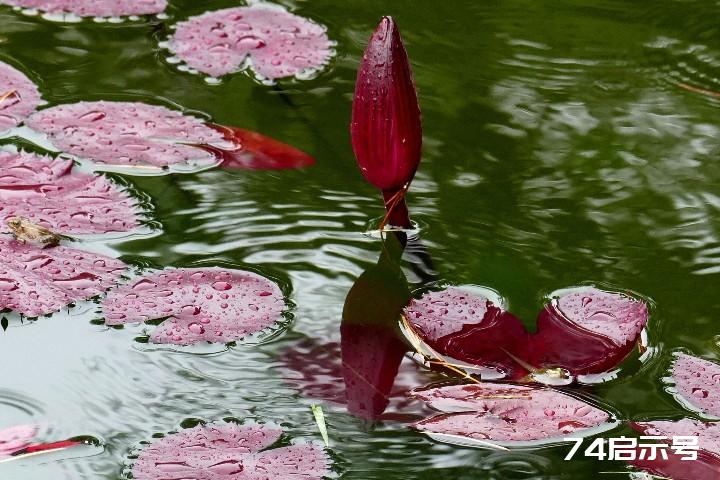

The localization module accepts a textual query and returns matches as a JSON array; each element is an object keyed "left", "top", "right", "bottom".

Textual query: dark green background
[{"left": 0, "top": 0, "right": 719, "bottom": 478}]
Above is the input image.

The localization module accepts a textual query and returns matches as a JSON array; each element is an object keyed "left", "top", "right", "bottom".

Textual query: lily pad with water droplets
[
  {"left": 0, "top": 236, "right": 125, "bottom": 317},
  {"left": 412, "top": 383, "right": 614, "bottom": 448},
  {"left": 132, "top": 422, "right": 329, "bottom": 480},
  {"left": 0, "top": 0, "right": 166, "bottom": 18},
  {"left": 667, "top": 352, "right": 720, "bottom": 418},
  {"left": 0, "top": 151, "right": 144, "bottom": 235},
  {"left": 404, "top": 285, "right": 649, "bottom": 383},
  {"left": 102, "top": 267, "right": 284, "bottom": 345},
  {"left": 26, "top": 101, "right": 227, "bottom": 174},
  {"left": 0, "top": 60, "right": 42, "bottom": 132},
  {"left": 630, "top": 419, "right": 720, "bottom": 480},
  {"left": 166, "top": 4, "right": 334, "bottom": 81}
]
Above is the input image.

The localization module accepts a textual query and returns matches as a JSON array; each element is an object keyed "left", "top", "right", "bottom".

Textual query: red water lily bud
[{"left": 350, "top": 17, "right": 422, "bottom": 228}]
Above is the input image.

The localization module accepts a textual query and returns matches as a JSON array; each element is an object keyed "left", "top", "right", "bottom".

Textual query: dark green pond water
[{"left": 1, "top": 0, "right": 719, "bottom": 478}]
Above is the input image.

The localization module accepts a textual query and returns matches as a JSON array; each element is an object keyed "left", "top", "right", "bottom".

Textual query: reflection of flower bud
[{"left": 350, "top": 17, "right": 422, "bottom": 227}]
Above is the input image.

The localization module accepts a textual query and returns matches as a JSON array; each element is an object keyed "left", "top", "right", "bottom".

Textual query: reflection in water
[{"left": 341, "top": 232, "right": 410, "bottom": 420}]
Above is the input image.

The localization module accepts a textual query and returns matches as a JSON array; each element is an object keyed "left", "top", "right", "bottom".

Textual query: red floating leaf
[
  {"left": 0, "top": 0, "right": 166, "bottom": 17},
  {"left": 102, "top": 267, "right": 284, "bottom": 345},
  {"left": 202, "top": 124, "right": 315, "bottom": 170},
  {"left": 404, "top": 286, "right": 648, "bottom": 383},
  {"left": 26, "top": 101, "right": 227, "bottom": 173},
  {"left": 0, "top": 425, "right": 36, "bottom": 458},
  {"left": 412, "top": 383, "right": 614, "bottom": 447},
  {"left": 630, "top": 419, "right": 720, "bottom": 480},
  {"left": 132, "top": 423, "right": 329, "bottom": 480},
  {"left": 0, "top": 237, "right": 125, "bottom": 317},
  {"left": 667, "top": 352, "right": 720, "bottom": 417},
  {"left": 166, "top": 5, "right": 334, "bottom": 81},
  {"left": 350, "top": 17, "right": 422, "bottom": 228},
  {"left": 404, "top": 286, "right": 530, "bottom": 380},
  {"left": 0, "top": 60, "right": 42, "bottom": 131},
  {"left": 530, "top": 286, "right": 649, "bottom": 375},
  {"left": 0, "top": 151, "right": 144, "bottom": 235}
]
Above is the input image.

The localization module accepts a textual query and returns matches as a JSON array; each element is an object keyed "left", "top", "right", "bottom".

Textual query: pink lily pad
[
  {"left": 26, "top": 101, "right": 227, "bottom": 173},
  {"left": 166, "top": 5, "right": 334, "bottom": 81},
  {"left": 412, "top": 383, "right": 614, "bottom": 447},
  {"left": 132, "top": 423, "right": 329, "bottom": 480},
  {"left": 101, "top": 267, "right": 284, "bottom": 345},
  {"left": 0, "top": 0, "right": 166, "bottom": 17},
  {"left": 667, "top": 352, "right": 720, "bottom": 418},
  {"left": 0, "top": 151, "right": 143, "bottom": 235},
  {"left": 0, "top": 425, "right": 36, "bottom": 458},
  {"left": 0, "top": 237, "right": 125, "bottom": 317},
  {"left": 630, "top": 419, "right": 720, "bottom": 480},
  {"left": 0, "top": 60, "right": 42, "bottom": 131},
  {"left": 404, "top": 286, "right": 649, "bottom": 383}
]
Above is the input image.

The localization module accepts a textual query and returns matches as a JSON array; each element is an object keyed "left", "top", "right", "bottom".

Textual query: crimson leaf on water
[{"left": 404, "top": 285, "right": 649, "bottom": 384}]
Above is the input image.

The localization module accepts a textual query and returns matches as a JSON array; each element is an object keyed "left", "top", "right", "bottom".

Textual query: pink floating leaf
[
  {"left": 0, "top": 425, "right": 36, "bottom": 458},
  {"left": 667, "top": 352, "right": 720, "bottom": 418},
  {"left": 132, "top": 423, "right": 329, "bottom": 480},
  {"left": 630, "top": 419, "right": 720, "bottom": 480},
  {"left": 200, "top": 124, "right": 316, "bottom": 170},
  {"left": 0, "top": 0, "right": 166, "bottom": 17},
  {"left": 26, "top": 101, "right": 226, "bottom": 173},
  {"left": 412, "top": 383, "right": 614, "bottom": 447},
  {"left": 166, "top": 5, "right": 334, "bottom": 81},
  {"left": 102, "top": 267, "right": 284, "bottom": 345},
  {"left": 0, "top": 237, "right": 125, "bottom": 317},
  {"left": 404, "top": 286, "right": 649, "bottom": 383},
  {"left": 0, "top": 60, "right": 42, "bottom": 131},
  {"left": 0, "top": 151, "right": 143, "bottom": 235}
]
